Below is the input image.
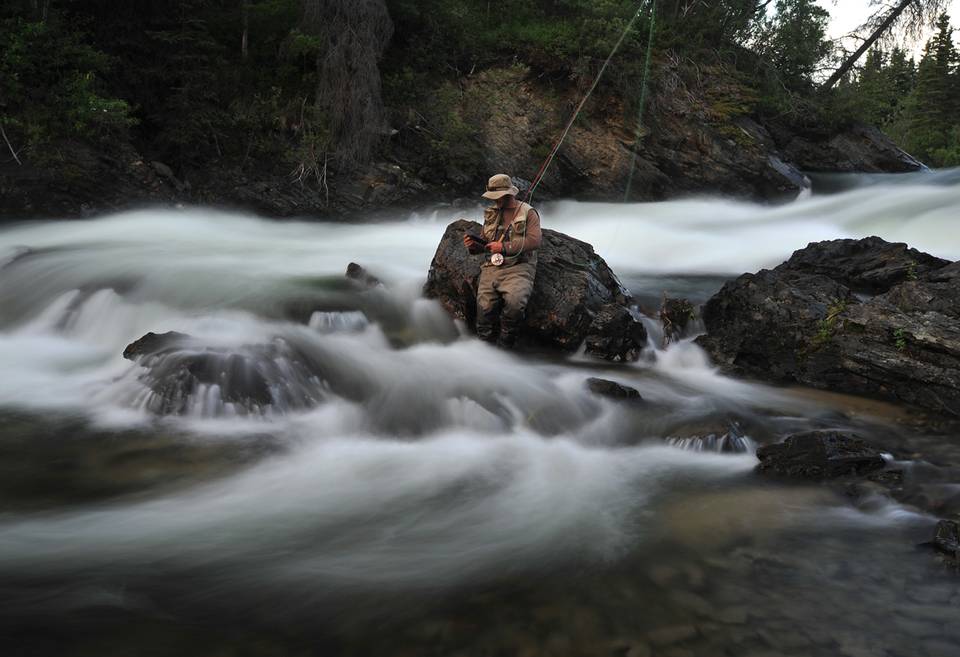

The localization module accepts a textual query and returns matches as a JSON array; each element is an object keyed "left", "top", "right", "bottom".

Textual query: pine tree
[
  {"left": 886, "top": 47, "right": 916, "bottom": 102},
  {"left": 857, "top": 47, "right": 891, "bottom": 124},
  {"left": 898, "top": 13, "right": 959, "bottom": 164},
  {"left": 764, "top": 0, "right": 832, "bottom": 89}
]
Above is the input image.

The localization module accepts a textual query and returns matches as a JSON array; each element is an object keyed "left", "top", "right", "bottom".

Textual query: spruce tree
[{"left": 899, "top": 13, "right": 959, "bottom": 164}]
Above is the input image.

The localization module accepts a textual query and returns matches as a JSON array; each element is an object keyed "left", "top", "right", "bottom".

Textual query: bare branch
[{"left": 1, "top": 124, "right": 23, "bottom": 166}]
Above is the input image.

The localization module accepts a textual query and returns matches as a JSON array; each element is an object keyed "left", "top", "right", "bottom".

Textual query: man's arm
[{"left": 501, "top": 208, "right": 541, "bottom": 256}]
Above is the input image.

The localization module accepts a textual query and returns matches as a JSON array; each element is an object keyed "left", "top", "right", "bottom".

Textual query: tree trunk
[{"left": 821, "top": 0, "right": 917, "bottom": 91}]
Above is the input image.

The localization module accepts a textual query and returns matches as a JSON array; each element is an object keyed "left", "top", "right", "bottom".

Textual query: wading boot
[
  {"left": 497, "top": 316, "right": 521, "bottom": 349},
  {"left": 476, "top": 308, "right": 499, "bottom": 344}
]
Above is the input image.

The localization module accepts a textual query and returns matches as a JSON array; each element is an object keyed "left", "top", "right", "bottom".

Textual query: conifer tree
[{"left": 898, "top": 13, "right": 959, "bottom": 164}]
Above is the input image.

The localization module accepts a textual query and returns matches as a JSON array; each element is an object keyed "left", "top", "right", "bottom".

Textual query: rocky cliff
[{"left": 1, "top": 61, "right": 922, "bottom": 221}]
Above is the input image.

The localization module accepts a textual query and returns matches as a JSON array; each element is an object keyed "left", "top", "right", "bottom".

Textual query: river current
[{"left": 1, "top": 172, "right": 960, "bottom": 656}]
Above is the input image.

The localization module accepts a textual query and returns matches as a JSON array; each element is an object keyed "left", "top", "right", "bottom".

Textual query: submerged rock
[
  {"left": 423, "top": 219, "right": 647, "bottom": 360},
  {"left": 123, "top": 331, "right": 191, "bottom": 360},
  {"left": 123, "top": 332, "right": 324, "bottom": 416},
  {"left": 345, "top": 262, "right": 382, "bottom": 289},
  {"left": 586, "top": 377, "right": 643, "bottom": 401},
  {"left": 698, "top": 237, "right": 960, "bottom": 416},
  {"left": 756, "top": 430, "right": 886, "bottom": 480},
  {"left": 932, "top": 520, "right": 960, "bottom": 561},
  {"left": 666, "top": 421, "right": 753, "bottom": 454}
]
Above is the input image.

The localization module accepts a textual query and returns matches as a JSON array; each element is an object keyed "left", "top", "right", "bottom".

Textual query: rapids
[{"left": 2, "top": 170, "right": 960, "bottom": 656}]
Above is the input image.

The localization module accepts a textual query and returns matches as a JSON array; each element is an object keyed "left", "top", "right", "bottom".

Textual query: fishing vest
[{"left": 480, "top": 202, "right": 537, "bottom": 268}]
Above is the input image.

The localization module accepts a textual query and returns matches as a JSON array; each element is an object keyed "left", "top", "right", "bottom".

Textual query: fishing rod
[{"left": 484, "top": 0, "right": 657, "bottom": 264}]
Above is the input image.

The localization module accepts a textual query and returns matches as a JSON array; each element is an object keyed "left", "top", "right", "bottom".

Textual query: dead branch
[{"left": 1, "top": 124, "right": 23, "bottom": 166}]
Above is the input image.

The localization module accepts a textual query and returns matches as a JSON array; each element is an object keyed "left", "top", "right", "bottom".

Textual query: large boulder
[
  {"left": 697, "top": 237, "right": 960, "bottom": 416},
  {"left": 756, "top": 430, "right": 886, "bottom": 480},
  {"left": 423, "top": 220, "right": 647, "bottom": 361}
]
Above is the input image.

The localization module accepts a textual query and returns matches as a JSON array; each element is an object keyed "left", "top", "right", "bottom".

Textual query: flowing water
[{"left": 2, "top": 171, "right": 960, "bottom": 657}]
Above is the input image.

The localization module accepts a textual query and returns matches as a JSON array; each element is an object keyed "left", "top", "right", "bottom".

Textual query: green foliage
[
  {"left": 907, "top": 259, "right": 919, "bottom": 281},
  {"left": 419, "top": 81, "right": 484, "bottom": 172},
  {"left": 831, "top": 12, "right": 960, "bottom": 167},
  {"left": 893, "top": 327, "right": 908, "bottom": 352},
  {"left": 811, "top": 299, "right": 848, "bottom": 350},
  {"left": 7, "top": 0, "right": 952, "bottom": 192},
  {"left": 757, "top": 0, "right": 832, "bottom": 90},
  {"left": 0, "top": 17, "right": 135, "bottom": 152}
]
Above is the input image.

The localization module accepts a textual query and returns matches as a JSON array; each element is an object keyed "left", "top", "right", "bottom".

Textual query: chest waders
[{"left": 476, "top": 204, "right": 537, "bottom": 348}]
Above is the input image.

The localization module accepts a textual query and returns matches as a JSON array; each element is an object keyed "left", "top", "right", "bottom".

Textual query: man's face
[{"left": 496, "top": 194, "right": 514, "bottom": 208}]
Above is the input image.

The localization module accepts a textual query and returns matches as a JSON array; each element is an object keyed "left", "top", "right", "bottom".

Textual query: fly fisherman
[{"left": 462, "top": 174, "right": 542, "bottom": 348}]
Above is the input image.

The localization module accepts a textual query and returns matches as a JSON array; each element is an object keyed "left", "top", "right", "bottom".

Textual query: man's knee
[
  {"left": 501, "top": 294, "right": 529, "bottom": 320},
  {"left": 500, "top": 271, "right": 535, "bottom": 318}
]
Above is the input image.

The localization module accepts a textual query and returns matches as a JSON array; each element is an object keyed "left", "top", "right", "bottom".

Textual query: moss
[{"left": 809, "top": 298, "right": 848, "bottom": 351}]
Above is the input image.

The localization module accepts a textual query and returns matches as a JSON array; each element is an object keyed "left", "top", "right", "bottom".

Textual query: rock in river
[
  {"left": 697, "top": 237, "right": 960, "bottom": 416},
  {"left": 423, "top": 219, "right": 647, "bottom": 361},
  {"left": 756, "top": 430, "right": 886, "bottom": 480},
  {"left": 123, "top": 331, "right": 325, "bottom": 416}
]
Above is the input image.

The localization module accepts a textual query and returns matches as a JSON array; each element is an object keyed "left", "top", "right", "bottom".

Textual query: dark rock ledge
[{"left": 697, "top": 236, "right": 959, "bottom": 417}]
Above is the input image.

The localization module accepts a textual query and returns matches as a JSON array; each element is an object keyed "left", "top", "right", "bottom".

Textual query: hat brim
[{"left": 482, "top": 186, "right": 519, "bottom": 200}]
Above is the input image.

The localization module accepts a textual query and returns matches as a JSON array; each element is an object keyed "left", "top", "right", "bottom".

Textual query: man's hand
[
  {"left": 486, "top": 241, "right": 503, "bottom": 254},
  {"left": 463, "top": 234, "right": 485, "bottom": 254}
]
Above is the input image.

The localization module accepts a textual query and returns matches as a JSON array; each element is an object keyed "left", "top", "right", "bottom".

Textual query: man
[{"left": 462, "top": 173, "right": 542, "bottom": 348}]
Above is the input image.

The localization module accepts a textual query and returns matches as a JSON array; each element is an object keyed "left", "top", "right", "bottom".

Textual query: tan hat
[{"left": 482, "top": 173, "right": 519, "bottom": 200}]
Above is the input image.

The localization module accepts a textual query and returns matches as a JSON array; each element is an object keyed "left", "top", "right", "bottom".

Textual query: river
[{"left": 1, "top": 172, "right": 959, "bottom": 656}]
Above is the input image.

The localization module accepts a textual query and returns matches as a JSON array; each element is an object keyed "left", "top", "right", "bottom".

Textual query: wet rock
[
  {"left": 123, "top": 332, "right": 325, "bottom": 416},
  {"left": 666, "top": 421, "right": 753, "bottom": 454},
  {"left": 660, "top": 296, "right": 697, "bottom": 347},
  {"left": 586, "top": 378, "right": 643, "bottom": 401},
  {"left": 668, "top": 591, "right": 713, "bottom": 617},
  {"left": 756, "top": 430, "right": 886, "bottom": 480},
  {"left": 345, "top": 262, "right": 382, "bottom": 288},
  {"left": 698, "top": 237, "right": 960, "bottom": 417},
  {"left": 585, "top": 304, "right": 648, "bottom": 362},
  {"left": 122, "top": 331, "right": 191, "bottom": 360},
  {"left": 647, "top": 565, "right": 681, "bottom": 589},
  {"left": 662, "top": 649, "right": 695, "bottom": 657},
  {"left": 646, "top": 625, "right": 698, "bottom": 647},
  {"left": 712, "top": 607, "right": 749, "bottom": 625},
  {"left": 423, "top": 220, "right": 647, "bottom": 359},
  {"left": 775, "top": 121, "right": 923, "bottom": 175},
  {"left": 932, "top": 520, "right": 960, "bottom": 559},
  {"left": 1, "top": 139, "right": 177, "bottom": 220},
  {"left": 610, "top": 639, "right": 652, "bottom": 657}
]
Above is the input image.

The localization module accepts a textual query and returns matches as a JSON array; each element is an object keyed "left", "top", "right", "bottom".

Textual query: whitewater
[{"left": 1, "top": 171, "right": 959, "bottom": 656}]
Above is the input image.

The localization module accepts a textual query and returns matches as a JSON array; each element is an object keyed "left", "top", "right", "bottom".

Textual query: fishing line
[
  {"left": 494, "top": 0, "right": 656, "bottom": 264},
  {"left": 624, "top": 0, "right": 657, "bottom": 202}
]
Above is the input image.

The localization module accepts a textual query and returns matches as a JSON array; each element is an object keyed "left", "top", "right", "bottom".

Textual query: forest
[{"left": 1, "top": 0, "right": 959, "bottom": 201}]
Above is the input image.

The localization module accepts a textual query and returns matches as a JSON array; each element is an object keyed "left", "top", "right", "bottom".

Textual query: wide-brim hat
[{"left": 482, "top": 173, "right": 519, "bottom": 200}]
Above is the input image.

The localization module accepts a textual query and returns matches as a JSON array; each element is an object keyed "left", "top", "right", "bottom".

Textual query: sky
[{"left": 819, "top": 0, "right": 960, "bottom": 57}]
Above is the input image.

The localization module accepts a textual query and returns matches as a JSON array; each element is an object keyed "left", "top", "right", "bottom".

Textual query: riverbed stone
[
  {"left": 711, "top": 607, "right": 749, "bottom": 625},
  {"left": 667, "top": 591, "right": 713, "bottom": 617},
  {"left": 932, "top": 519, "right": 960, "bottom": 558},
  {"left": 646, "top": 625, "right": 698, "bottom": 646}
]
